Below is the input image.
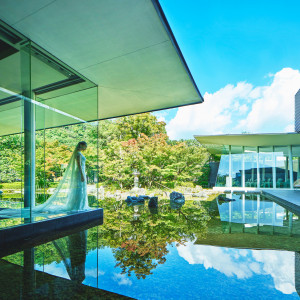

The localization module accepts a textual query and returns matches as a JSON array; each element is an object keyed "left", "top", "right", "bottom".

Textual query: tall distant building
[{"left": 295, "top": 89, "right": 300, "bottom": 133}]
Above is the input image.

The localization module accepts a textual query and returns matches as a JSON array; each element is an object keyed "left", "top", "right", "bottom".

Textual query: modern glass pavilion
[
  {"left": 195, "top": 133, "right": 300, "bottom": 190},
  {"left": 0, "top": 1, "right": 203, "bottom": 230}
]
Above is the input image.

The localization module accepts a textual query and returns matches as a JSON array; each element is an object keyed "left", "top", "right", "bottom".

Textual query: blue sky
[{"left": 154, "top": 0, "right": 300, "bottom": 139}]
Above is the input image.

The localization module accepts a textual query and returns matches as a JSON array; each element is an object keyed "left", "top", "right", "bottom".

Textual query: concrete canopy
[
  {"left": 0, "top": 0, "right": 203, "bottom": 132},
  {"left": 195, "top": 132, "right": 300, "bottom": 154}
]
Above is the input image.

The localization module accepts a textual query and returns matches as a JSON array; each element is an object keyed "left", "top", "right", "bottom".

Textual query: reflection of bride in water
[
  {"left": 52, "top": 230, "right": 87, "bottom": 284},
  {"left": 34, "top": 141, "right": 90, "bottom": 213},
  {"left": 0, "top": 141, "right": 89, "bottom": 218}
]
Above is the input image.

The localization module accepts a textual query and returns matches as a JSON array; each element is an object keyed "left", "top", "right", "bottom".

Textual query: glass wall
[
  {"left": 0, "top": 38, "right": 30, "bottom": 228},
  {"left": 231, "top": 146, "right": 243, "bottom": 187},
  {"left": 258, "top": 147, "right": 273, "bottom": 188},
  {"left": 292, "top": 146, "right": 300, "bottom": 186},
  {"left": 216, "top": 155, "right": 229, "bottom": 187},
  {"left": 0, "top": 28, "right": 99, "bottom": 230},
  {"left": 0, "top": 93, "right": 24, "bottom": 229},
  {"left": 215, "top": 144, "right": 298, "bottom": 189},
  {"left": 244, "top": 147, "right": 257, "bottom": 188},
  {"left": 274, "top": 146, "right": 290, "bottom": 188}
]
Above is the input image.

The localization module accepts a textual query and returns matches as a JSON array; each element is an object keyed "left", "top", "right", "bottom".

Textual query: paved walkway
[{"left": 262, "top": 190, "right": 300, "bottom": 215}]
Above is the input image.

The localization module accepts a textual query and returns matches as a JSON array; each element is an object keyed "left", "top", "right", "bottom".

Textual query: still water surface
[{"left": 1, "top": 193, "right": 300, "bottom": 299}]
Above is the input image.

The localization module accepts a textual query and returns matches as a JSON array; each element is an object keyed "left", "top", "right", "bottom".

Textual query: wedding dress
[
  {"left": 34, "top": 150, "right": 89, "bottom": 213},
  {"left": 0, "top": 148, "right": 89, "bottom": 218}
]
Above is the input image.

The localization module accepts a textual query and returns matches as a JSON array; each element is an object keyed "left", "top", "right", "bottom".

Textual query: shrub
[
  {"left": 179, "top": 182, "right": 194, "bottom": 188},
  {"left": 161, "top": 181, "right": 175, "bottom": 189},
  {"left": 196, "top": 163, "right": 210, "bottom": 188},
  {"left": 1, "top": 182, "right": 22, "bottom": 190}
]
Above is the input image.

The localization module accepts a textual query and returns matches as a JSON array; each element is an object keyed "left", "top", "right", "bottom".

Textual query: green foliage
[
  {"left": 2, "top": 197, "right": 213, "bottom": 280},
  {"left": 0, "top": 113, "right": 211, "bottom": 190},
  {"left": 0, "top": 182, "right": 22, "bottom": 190},
  {"left": 116, "top": 113, "right": 166, "bottom": 140},
  {"left": 196, "top": 163, "right": 210, "bottom": 187},
  {"left": 97, "top": 198, "right": 211, "bottom": 279}
]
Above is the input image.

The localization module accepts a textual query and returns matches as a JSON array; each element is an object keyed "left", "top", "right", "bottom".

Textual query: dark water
[{"left": 1, "top": 194, "right": 300, "bottom": 299}]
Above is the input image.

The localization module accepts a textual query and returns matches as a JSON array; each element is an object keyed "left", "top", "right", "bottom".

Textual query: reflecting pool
[{"left": 1, "top": 194, "right": 300, "bottom": 299}]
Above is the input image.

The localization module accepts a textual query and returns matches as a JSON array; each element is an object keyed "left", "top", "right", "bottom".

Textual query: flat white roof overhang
[
  {"left": 0, "top": 0, "right": 203, "bottom": 135},
  {"left": 195, "top": 133, "right": 300, "bottom": 154}
]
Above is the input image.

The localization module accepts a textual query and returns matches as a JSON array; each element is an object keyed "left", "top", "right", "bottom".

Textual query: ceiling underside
[
  {"left": 0, "top": 0, "right": 203, "bottom": 136},
  {"left": 195, "top": 133, "right": 300, "bottom": 154}
]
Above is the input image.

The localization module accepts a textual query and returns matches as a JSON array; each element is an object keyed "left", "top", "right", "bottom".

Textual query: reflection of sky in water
[
  {"left": 177, "top": 243, "right": 295, "bottom": 295},
  {"left": 35, "top": 243, "right": 299, "bottom": 300}
]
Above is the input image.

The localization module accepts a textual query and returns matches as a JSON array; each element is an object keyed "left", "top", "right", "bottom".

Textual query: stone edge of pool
[
  {"left": 0, "top": 208, "right": 103, "bottom": 255},
  {"left": 262, "top": 190, "right": 300, "bottom": 215}
]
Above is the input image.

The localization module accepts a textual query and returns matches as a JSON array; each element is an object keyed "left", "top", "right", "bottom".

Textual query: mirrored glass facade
[
  {"left": 231, "top": 146, "right": 243, "bottom": 187},
  {"left": 215, "top": 145, "right": 297, "bottom": 189},
  {"left": 259, "top": 147, "right": 273, "bottom": 188},
  {"left": 292, "top": 146, "right": 300, "bottom": 183}
]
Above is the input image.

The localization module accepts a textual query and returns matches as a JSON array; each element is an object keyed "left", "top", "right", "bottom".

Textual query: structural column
[
  {"left": 22, "top": 248, "right": 36, "bottom": 297},
  {"left": 272, "top": 146, "right": 276, "bottom": 188},
  {"left": 256, "top": 146, "right": 260, "bottom": 188},
  {"left": 24, "top": 100, "right": 35, "bottom": 210},
  {"left": 242, "top": 146, "right": 245, "bottom": 188},
  {"left": 256, "top": 194, "right": 260, "bottom": 234},
  {"left": 288, "top": 145, "right": 294, "bottom": 189},
  {"left": 21, "top": 42, "right": 35, "bottom": 217},
  {"left": 228, "top": 145, "right": 232, "bottom": 188},
  {"left": 242, "top": 193, "right": 245, "bottom": 223}
]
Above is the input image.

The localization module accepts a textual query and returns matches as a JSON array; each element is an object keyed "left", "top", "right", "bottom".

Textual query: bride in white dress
[
  {"left": 35, "top": 141, "right": 90, "bottom": 213},
  {"left": 0, "top": 141, "right": 90, "bottom": 218}
]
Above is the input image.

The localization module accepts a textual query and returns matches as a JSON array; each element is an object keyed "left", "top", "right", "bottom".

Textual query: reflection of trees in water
[
  {"left": 3, "top": 199, "right": 210, "bottom": 281},
  {"left": 99, "top": 199, "right": 210, "bottom": 279}
]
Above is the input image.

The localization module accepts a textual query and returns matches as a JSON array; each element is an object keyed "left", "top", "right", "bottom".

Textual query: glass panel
[
  {"left": 216, "top": 155, "right": 229, "bottom": 187},
  {"left": 34, "top": 86, "right": 98, "bottom": 216},
  {"left": 292, "top": 146, "right": 300, "bottom": 187},
  {"left": 258, "top": 147, "right": 273, "bottom": 188},
  {"left": 31, "top": 38, "right": 99, "bottom": 218},
  {"left": 244, "top": 147, "right": 257, "bottom": 188},
  {"left": 231, "top": 146, "right": 243, "bottom": 187},
  {"left": 274, "top": 146, "right": 290, "bottom": 188},
  {"left": 0, "top": 34, "right": 99, "bottom": 229},
  {"left": 0, "top": 40, "right": 30, "bottom": 228},
  {"left": 0, "top": 93, "right": 24, "bottom": 229}
]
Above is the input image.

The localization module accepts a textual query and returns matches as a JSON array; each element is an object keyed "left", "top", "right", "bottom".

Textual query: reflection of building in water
[
  {"left": 195, "top": 194, "right": 300, "bottom": 295},
  {"left": 197, "top": 193, "right": 300, "bottom": 250},
  {"left": 217, "top": 193, "right": 294, "bottom": 234}
]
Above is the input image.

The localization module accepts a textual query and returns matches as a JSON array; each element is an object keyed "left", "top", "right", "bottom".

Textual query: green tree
[{"left": 116, "top": 113, "right": 166, "bottom": 140}]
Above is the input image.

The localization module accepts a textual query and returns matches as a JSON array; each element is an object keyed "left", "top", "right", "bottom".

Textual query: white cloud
[
  {"left": 85, "top": 268, "right": 105, "bottom": 278},
  {"left": 285, "top": 124, "right": 294, "bottom": 132},
  {"left": 166, "top": 68, "right": 300, "bottom": 139},
  {"left": 37, "top": 262, "right": 69, "bottom": 279},
  {"left": 177, "top": 243, "right": 296, "bottom": 295},
  {"left": 112, "top": 273, "right": 132, "bottom": 286},
  {"left": 152, "top": 111, "right": 168, "bottom": 123},
  {"left": 252, "top": 250, "right": 295, "bottom": 294},
  {"left": 177, "top": 243, "right": 254, "bottom": 279}
]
